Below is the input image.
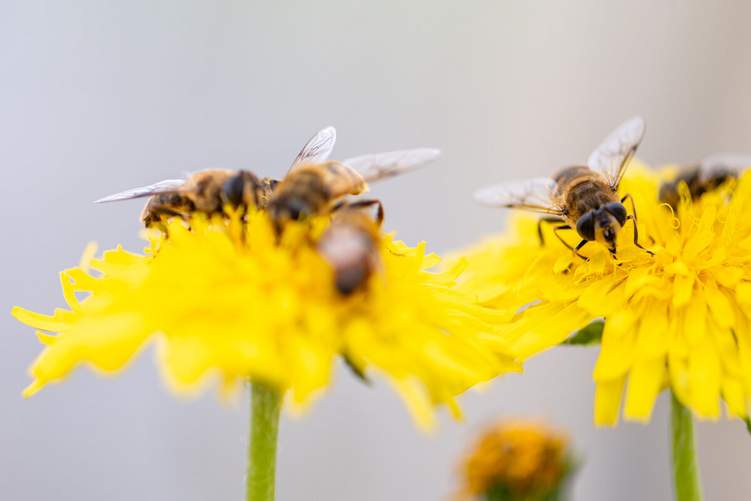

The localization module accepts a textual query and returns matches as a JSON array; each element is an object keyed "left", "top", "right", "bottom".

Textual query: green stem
[
  {"left": 670, "top": 392, "right": 703, "bottom": 501},
  {"left": 246, "top": 381, "right": 282, "bottom": 501}
]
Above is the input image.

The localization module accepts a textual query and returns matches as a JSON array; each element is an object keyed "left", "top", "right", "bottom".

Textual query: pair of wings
[
  {"left": 474, "top": 117, "right": 646, "bottom": 216},
  {"left": 94, "top": 126, "right": 440, "bottom": 203}
]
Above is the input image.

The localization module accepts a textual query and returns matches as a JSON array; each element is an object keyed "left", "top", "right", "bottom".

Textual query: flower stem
[
  {"left": 670, "top": 392, "right": 703, "bottom": 501},
  {"left": 246, "top": 381, "right": 282, "bottom": 501}
]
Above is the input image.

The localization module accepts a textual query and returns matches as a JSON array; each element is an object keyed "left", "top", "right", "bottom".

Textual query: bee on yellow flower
[
  {"left": 13, "top": 126, "right": 522, "bottom": 429},
  {"left": 461, "top": 157, "right": 751, "bottom": 426},
  {"left": 14, "top": 127, "right": 526, "bottom": 501}
]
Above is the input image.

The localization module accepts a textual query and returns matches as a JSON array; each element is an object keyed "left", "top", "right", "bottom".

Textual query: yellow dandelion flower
[
  {"left": 456, "top": 163, "right": 751, "bottom": 426},
  {"left": 12, "top": 210, "right": 519, "bottom": 429},
  {"left": 456, "top": 420, "right": 573, "bottom": 501}
]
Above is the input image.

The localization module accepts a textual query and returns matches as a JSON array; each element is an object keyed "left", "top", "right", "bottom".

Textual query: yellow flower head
[
  {"left": 456, "top": 420, "right": 571, "bottom": 500},
  {"left": 456, "top": 163, "right": 751, "bottom": 425},
  {"left": 12, "top": 210, "right": 519, "bottom": 429}
]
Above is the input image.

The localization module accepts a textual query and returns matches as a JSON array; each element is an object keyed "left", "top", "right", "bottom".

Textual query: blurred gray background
[{"left": 2, "top": 1, "right": 751, "bottom": 500}]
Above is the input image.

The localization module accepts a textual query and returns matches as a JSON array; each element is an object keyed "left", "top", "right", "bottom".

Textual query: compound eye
[
  {"left": 604, "top": 202, "right": 628, "bottom": 226},
  {"left": 576, "top": 212, "right": 595, "bottom": 241}
]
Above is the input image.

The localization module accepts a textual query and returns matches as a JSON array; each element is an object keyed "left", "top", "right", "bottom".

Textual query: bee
[
  {"left": 266, "top": 147, "right": 440, "bottom": 228},
  {"left": 474, "top": 117, "right": 652, "bottom": 259},
  {"left": 658, "top": 153, "right": 751, "bottom": 210},
  {"left": 317, "top": 200, "right": 384, "bottom": 295},
  {"left": 94, "top": 126, "right": 338, "bottom": 226}
]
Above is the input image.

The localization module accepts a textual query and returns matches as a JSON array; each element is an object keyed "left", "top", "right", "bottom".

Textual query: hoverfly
[
  {"left": 474, "top": 117, "right": 652, "bottom": 259},
  {"left": 93, "top": 126, "right": 338, "bottom": 225},
  {"left": 95, "top": 127, "right": 439, "bottom": 230},
  {"left": 658, "top": 153, "right": 751, "bottom": 210}
]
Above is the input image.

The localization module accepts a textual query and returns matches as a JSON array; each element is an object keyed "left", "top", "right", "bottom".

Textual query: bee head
[{"left": 594, "top": 202, "right": 627, "bottom": 251}]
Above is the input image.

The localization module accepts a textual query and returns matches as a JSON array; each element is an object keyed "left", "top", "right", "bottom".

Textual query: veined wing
[
  {"left": 344, "top": 148, "right": 440, "bottom": 183},
  {"left": 473, "top": 177, "right": 563, "bottom": 215},
  {"left": 94, "top": 178, "right": 186, "bottom": 203},
  {"left": 587, "top": 116, "right": 645, "bottom": 191},
  {"left": 289, "top": 126, "right": 337, "bottom": 172}
]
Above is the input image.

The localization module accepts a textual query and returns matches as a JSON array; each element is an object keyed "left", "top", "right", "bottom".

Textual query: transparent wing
[
  {"left": 93, "top": 178, "right": 186, "bottom": 203},
  {"left": 344, "top": 148, "right": 440, "bottom": 183},
  {"left": 700, "top": 152, "right": 751, "bottom": 173},
  {"left": 587, "top": 116, "right": 645, "bottom": 190},
  {"left": 473, "top": 177, "right": 563, "bottom": 215},
  {"left": 289, "top": 126, "right": 337, "bottom": 172}
]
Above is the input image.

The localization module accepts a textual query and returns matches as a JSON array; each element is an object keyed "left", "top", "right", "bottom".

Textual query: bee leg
[
  {"left": 554, "top": 225, "right": 589, "bottom": 261},
  {"left": 551, "top": 224, "right": 577, "bottom": 249},
  {"left": 620, "top": 193, "right": 654, "bottom": 255},
  {"left": 335, "top": 198, "right": 385, "bottom": 226},
  {"left": 574, "top": 239, "right": 590, "bottom": 261},
  {"left": 537, "top": 217, "right": 566, "bottom": 246},
  {"left": 142, "top": 207, "right": 187, "bottom": 229},
  {"left": 620, "top": 193, "right": 639, "bottom": 220},
  {"left": 626, "top": 215, "right": 655, "bottom": 255},
  {"left": 331, "top": 199, "right": 347, "bottom": 213}
]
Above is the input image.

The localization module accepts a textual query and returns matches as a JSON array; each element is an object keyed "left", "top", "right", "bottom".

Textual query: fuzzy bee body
[
  {"left": 658, "top": 154, "right": 750, "bottom": 210},
  {"left": 554, "top": 166, "right": 616, "bottom": 220},
  {"left": 267, "top": 161, "right": 366, "bottom": 222},
  {"left": 550, "top": 166, "right": 628, "bottom": 248},
  {"left": 134, "top": 169, "right": 273, "bottom": 227},
  {"left": 475, "top": 117, "right": 648, "bottom": 258}
]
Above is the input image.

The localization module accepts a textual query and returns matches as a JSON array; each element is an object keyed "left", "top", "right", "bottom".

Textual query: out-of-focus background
[{"left": 2, "top": 1, "right": 751, "bottom": 500}]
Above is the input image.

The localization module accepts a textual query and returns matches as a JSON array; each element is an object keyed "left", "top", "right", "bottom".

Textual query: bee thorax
[
  {"left": 268, "top": 171, "right": 330, "bottom": 221},
  {"left": 222, "top": 170, "right": 261, "bottom": 209}
]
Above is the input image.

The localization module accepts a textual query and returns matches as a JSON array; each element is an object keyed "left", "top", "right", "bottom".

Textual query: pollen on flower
[
  {"left": 454, "top": 163, "right": 751, "bottom": 425},
  {"left": 12, "top": 209, "right": 520, "bottom": 429},
  {"left": 456, "top": 420, "right": 572, "bottom": 500}
]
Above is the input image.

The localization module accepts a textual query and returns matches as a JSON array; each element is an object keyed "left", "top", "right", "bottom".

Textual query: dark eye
[
  {"left": 576, "top": 212, "right": 595, "bottom": 241},
  {"left": 604, "top": 202, "right": 627, "bottom": 225}
]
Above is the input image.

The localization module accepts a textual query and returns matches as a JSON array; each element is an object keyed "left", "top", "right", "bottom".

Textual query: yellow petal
[
  {"left": 594, "top": 376, "right": 626, "bottom": 427},
  {"left": 634, "top": 302, "right": 669, "bottom": 359},
  {"left": 704, "top": 281, "right": 735, "bottom": 329},
  {"left": 688, "top": 336, "right": 722, "bottom": 419},
  {"left": 593, "top": 312, "right": 636, "bottom": 381},
  {"left": 624, "top": 357, "right": 665, "bottom": 422},
  {"left": 721, "top": 378, "right": 747, "bottom": 418},
  {"left": 392, "top": 379, "right": 435, "bottom": 431}
]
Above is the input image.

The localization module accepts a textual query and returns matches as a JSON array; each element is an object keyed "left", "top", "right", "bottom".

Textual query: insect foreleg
[
  {"left": 620, "top": 193, "right": 639, "bottom": 221},
  {"left": 333, "top": 198, "right": 385, "bottom": 226},
  {"left": 626, "top": 215, "right": 654, "bottom": 255},
  {"left": 574, "top": 239, "right": 590, "bottom": 261},
  {"left": 537, "top": 217, "right": 567, "bottom": 246}
]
